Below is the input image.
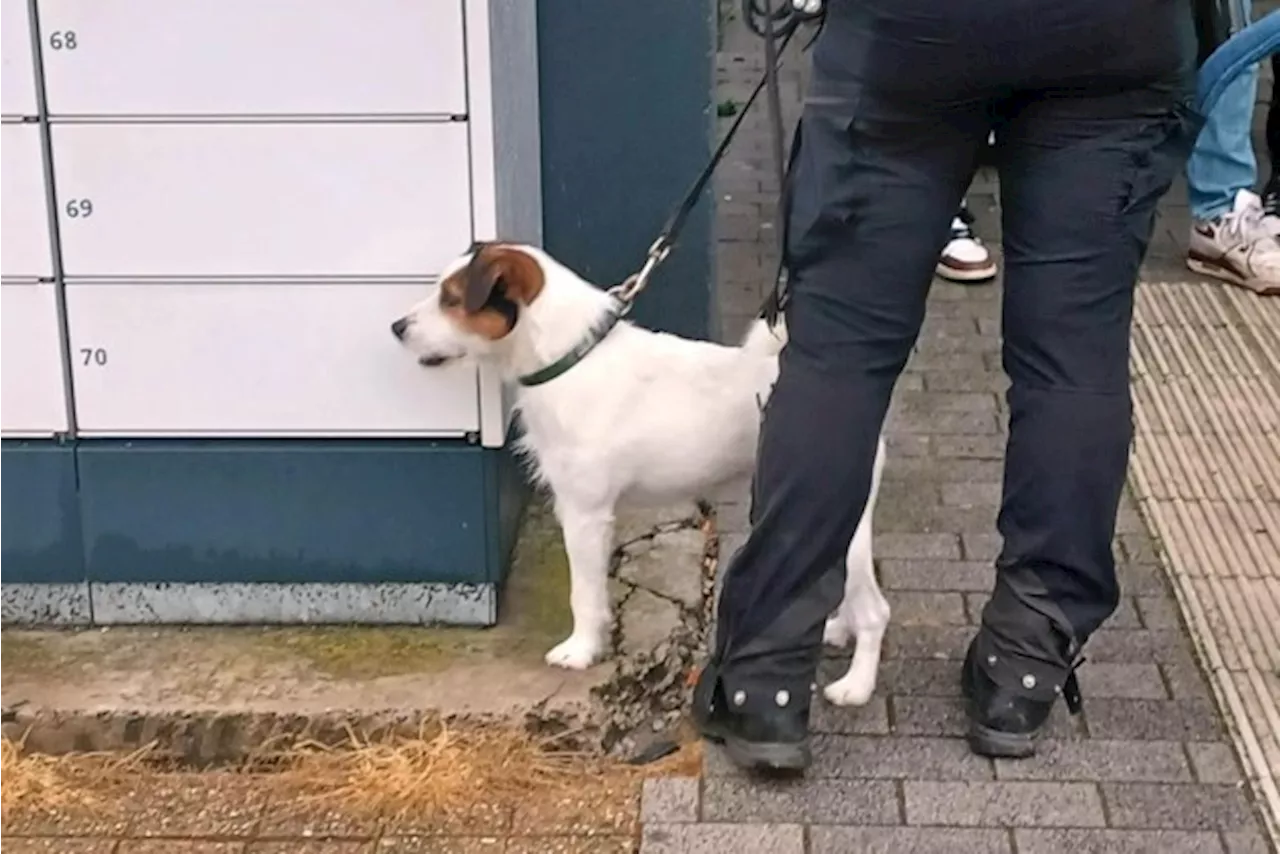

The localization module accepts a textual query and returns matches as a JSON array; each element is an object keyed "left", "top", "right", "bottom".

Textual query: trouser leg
[
  {"left": 977, "top": 85, "right": 1200, "bottom": 696},
  {"left": 710, "top": 95, "right": 986, "bottom": 717}
]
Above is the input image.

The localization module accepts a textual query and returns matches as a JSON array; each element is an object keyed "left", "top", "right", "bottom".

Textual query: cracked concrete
[{"left": 0, "top": 496, "right": 714, "bottom": 762}]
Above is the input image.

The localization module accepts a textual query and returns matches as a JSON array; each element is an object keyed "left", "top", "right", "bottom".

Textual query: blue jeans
[{"left": 1187, "top": 0, "right": 1258, "bottom": 221}]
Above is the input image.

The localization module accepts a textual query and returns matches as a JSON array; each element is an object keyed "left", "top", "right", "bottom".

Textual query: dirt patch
[{"left": 1, "top": 497, "right": 719, "bottom": 764}]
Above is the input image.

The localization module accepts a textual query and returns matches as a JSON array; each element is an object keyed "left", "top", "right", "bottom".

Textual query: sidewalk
[{"left": 637, "top": 13, "right": 1280, "bottom": 853}]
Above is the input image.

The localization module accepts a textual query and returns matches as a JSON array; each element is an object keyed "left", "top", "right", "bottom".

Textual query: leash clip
[{"left": 610, "top": 236, "right": 671, "bottom": 307}]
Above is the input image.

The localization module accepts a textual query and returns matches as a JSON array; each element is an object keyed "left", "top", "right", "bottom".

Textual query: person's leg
[
  {"left": 1262, "top": 52, "right": 1280, "bottom": 208},
  {"left": 1187, "top": 0, "right": 1259, "bottom": 220},
  {"left": 695, "top": 86, "right": 988, "bottom": 772},
  {"left": 1186, "top": 0, "right": 1280, "bottom": 294},
  {"left": 967, "top": 84, "right": 1199, "bottom": 758},
  {"left": 937, "top": 198, "right": 999, "bottom": 284}
]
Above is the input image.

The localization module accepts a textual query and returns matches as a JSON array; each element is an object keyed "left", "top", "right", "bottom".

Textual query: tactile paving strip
[{"left": 1129, "top": 278, "right": 1280, "bottom": 845}]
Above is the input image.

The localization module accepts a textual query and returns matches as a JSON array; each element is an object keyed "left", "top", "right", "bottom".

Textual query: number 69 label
[{"left": 64, "top": 199, "right": 94, "bottom": 219}]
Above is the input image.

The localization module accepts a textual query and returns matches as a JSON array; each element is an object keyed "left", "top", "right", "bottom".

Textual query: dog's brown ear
[{"left": 462, "top": 245, "right": 545, "bottom": 314}]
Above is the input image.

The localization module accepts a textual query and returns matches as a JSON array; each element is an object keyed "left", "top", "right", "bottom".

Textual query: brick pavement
[{"left": 639, "top": 12, "right": 1278, "bottom": 854}]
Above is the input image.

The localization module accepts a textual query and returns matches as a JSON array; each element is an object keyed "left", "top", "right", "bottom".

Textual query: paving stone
[
  {"left": 878, "top": 560, "right": 995, "bottom": 592},
  {"left": 1102, "top": 783, "right": 1259, "bottom": 831},
  {"left": 874, "top": 533, "right": 962, "bottom": 560},
  {"left": 885, "top": 591, "right": 969, "bottom": 625},
  {"left": 640, "top": 823, "right": 804, "bottom": 854},
  {"left": 885, "top": 458, "right": 1006, "bottom": 484},
  {"left": 1117, "top": 563, "right": 1173, "bottom": 595},
  {"left": 891, "top": 696, "right": 1082, "bottom": 740},
  {"left": 1221, "top": 828, "right": 1278, "bottom": 853},
  {"left": 941, "top": 482, "right": 1003, "bottom": 507},
  {"left": 256, "top": 796, "right": 379, "bottom": 840},
  {"left": 808, "top": 735, "right": 994, "bottom": 781},
  {"left": 1015, "top": 829, "right": 1225, "bottom": 854},
  {"left": 993, "top": 740, "right": 1191, "bottom": 783},
  {"left": 640, "top": 778, "right": 700, "bottom": 824},
  {"left": 1136, "top": 594, "right": 1183, "bottom": 630},
  {"left": 809, "top": 826, "right": 1011, "bottom": 853},
  {"left": 380, "top": 803, "right": 512, "bottom": 836},
  {"left": 369, "top": 841, "right": 506, "bottom": 854},
  {"left": 903, "top": 781, "right": 1106, "bottom": 827},
  {"left": 871, "top": 658, "right": 963, "bottom": 696},
  {"left": 1, "top": 805, "right": 132, "bottom": 838},
  {"left": 884, "top": 625, "right": 974, "bottom": 660},
  {"left": 118, "top": 844, "right": 246, "bottom": 854},
  {"left": 1076, "top": 662, "right": 1169, "bottom": 700},
  {"left": 124, "top": 774, "right": 269, "bottom": 838},
  {"left": 960, "top": 533, "right": 1003, "bottom": 562},
  {"left": 1084, "top": 698, "right": 1225, "bottom": 741},
  {"left": 701, "top": 777, "right": 899, "bottom": 825},
  {"left": 1161, "top": 661, "right": 1215, "bottom": 699},
  {"left": 809, "top": 693, "right": 891, "bottom": 735},
  {"left": 1186, "top": 742, "right": 1245, "bottom": 784},
  {"left": 4, "top": 841, "right": 118, "bottom": 854},
  {"left": 505, "top": 837, "right": 634, "bottom": 854},
  {"left": 933, "top": 434, "right": 1007, "bottom": 459},
  {"left": 251, "top": 843, "right": 372, "bottom": 853}
]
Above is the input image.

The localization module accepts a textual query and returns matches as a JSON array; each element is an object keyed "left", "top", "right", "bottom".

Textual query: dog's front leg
[{"left": 545, "top": 503, "right": 615, "bottom": 670}]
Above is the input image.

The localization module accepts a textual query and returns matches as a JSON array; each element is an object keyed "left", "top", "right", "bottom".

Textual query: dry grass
[
  {"left": 1, "top": 721, "right": 701, "bottom": 829},
  {"left": 1, "top": 734, "right": 153, "bottom": 820},
  {"left": 258, "top": 720, "right": 700, "bottom": 820}
]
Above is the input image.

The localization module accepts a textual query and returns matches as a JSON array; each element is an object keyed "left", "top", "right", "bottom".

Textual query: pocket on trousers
[{"left": 1119, "top": 99, "right": 1204, "bottom": 219}]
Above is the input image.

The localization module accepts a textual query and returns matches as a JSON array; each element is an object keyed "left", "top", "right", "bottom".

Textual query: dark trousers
[{"left": 713, "top": 0, "right": 1201, "bottom": 710}]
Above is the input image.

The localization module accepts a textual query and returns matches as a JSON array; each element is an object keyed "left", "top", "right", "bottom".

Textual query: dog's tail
[{"left": 741, "top": 315, "right": 788, "bottom": 356}]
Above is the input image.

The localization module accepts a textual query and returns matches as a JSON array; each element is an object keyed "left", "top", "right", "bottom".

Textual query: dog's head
[{"left": 390, "top": 242, "right": 545, "bottom": 368}]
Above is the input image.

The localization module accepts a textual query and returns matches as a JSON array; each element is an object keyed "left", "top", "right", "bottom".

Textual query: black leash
[{"left": 610, "top": 2, "right": 818, "bottom": 310}]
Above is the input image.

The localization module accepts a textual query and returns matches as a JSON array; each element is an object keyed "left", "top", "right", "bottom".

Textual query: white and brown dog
[{"left": 391, "top": 242, "right": 889, "bottom": 708}]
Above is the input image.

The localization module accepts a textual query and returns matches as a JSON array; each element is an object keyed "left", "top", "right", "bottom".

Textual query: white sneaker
[
  {"left": 1187, "top": 189, "right": 1280, "bottom": 296},
  {"left": 937, "top": 214, "right": 997, "bottom": 283}
]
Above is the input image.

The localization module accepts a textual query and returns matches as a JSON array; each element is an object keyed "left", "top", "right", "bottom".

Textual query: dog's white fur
[{"left": 392, "top": 244, "right": 890, "bottom": 707}]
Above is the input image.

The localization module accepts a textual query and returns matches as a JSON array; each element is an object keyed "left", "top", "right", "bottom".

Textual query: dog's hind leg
[
  {"left": 824, "top": 438, "right": 890, "bottom": 707},
  {"left": 545, "top": 502, "right": 615, "bottom": 670}
]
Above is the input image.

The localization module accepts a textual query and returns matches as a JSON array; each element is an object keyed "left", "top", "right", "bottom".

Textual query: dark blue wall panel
[
  {"left": 0, "top": 440, "right": 83, "bottom": 583},
  {"left": 75, "top": 440, "right": 517, "bottom": 586},
  {"left": 537, "top": 0, "right": 717, "bottom": 340}
]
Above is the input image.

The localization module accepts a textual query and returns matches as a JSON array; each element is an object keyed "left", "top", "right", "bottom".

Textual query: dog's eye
[{"left": 439, "top": 288, "right": 462, "bottom": 308}]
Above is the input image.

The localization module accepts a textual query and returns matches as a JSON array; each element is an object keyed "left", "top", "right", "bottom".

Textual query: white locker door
[
  {"left": 66, "top": 283, "right": 481, "bottom": 436},
  {"left": 37, "top": 0, "right": 467, "bottom": 116},
  {"left": 51, "top": 122, "right": 473, "bottom": 279},
  {"left": 1, "top": 122, "right": 54, "bottom": 278},
  {"left": 1, "top": 0, "right": 38, "bottom": 116},
  {"left": 1, "top": 283, "right": 69, "bottom": 435}
]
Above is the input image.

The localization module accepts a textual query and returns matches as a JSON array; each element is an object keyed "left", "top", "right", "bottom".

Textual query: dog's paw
[
  {"left": 823, "top": 616, "right": 852, "bottom": 648},
  {"left": 544, "top": 635, "right": 603, "bottom": 670},
  {"left": 823, "top": 672, "right": 876, "bottom": 707}
]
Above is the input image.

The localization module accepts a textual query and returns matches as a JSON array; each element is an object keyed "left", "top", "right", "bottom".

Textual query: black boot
[
  {"left": 692, "top": 662, "right": 812, "bottom": 773},
  {"left": 961, "top": 636, "right": 1083, "bottom": 758}
]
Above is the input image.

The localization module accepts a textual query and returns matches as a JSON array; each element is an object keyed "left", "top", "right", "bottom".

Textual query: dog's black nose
[{"left": 391, "top": 317, "right": 410, "bottom": 340}]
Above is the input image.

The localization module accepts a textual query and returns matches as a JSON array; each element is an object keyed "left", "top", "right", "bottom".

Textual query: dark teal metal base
[{"left": 1, "top": 437, "right": 529, "bottom": 626}]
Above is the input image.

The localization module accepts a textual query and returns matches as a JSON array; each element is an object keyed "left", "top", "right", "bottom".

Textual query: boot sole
[
  {"left": 967, "top": 721, "right": 1037, "bottom": 759},
  {"left": 699, "top": 720, "right": 811, "bottom": 773}
]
